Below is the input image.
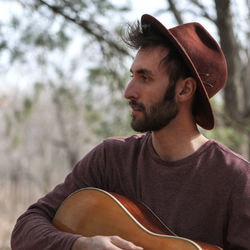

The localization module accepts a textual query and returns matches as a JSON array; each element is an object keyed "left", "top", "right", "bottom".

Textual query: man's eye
[{"left": 142, "top": 75, "right": 149, "bottom": 81}]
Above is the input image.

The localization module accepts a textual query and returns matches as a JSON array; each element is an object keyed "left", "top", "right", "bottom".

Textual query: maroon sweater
[{"left": 11, "top": 133, "right": 250, "bottom": 249}]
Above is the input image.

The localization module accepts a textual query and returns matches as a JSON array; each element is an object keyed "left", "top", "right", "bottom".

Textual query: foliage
[{"left": 0, "top": 0, "right": 133, "bottom": 141}]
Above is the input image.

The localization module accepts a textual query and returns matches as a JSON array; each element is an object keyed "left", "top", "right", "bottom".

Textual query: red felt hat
[{"left": 141, "top": 14, "right": 227, "bottom": 130}]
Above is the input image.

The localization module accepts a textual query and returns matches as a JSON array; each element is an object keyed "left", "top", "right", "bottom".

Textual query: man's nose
[{"left": 124, "top": 79, "right": 139, "bottom": 100}]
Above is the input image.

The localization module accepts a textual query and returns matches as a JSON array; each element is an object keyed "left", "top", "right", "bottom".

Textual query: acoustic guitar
[{"left": 53, "top": 187, "right": 222, "bottom": 250}]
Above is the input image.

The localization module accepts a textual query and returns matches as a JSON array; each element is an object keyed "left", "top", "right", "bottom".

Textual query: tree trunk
[{"left": 214, "top": 0, "right": 243, "bottom": 121}]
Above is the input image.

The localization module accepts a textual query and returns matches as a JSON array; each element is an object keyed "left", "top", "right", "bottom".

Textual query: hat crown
[{"left": 169, "top": 22, "right": 227, "bottom": 98}]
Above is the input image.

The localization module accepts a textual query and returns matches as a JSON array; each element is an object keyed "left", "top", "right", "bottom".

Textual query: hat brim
[{"left": 141, "top": 14, "right": 214, "bottom": 130}]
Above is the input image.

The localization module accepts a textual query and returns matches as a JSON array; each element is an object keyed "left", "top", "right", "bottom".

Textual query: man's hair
[{"left": 123, "top": 21, "right": 196, "bottom": 106}]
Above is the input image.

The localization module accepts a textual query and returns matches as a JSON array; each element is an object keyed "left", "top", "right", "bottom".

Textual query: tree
[{"left": 0, "top": 0, "right": 133, "bottom": 136}]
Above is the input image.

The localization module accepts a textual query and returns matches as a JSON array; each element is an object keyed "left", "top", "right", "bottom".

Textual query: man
[{"left": 11, "top": 14, "right": 250, "bottom": 250}]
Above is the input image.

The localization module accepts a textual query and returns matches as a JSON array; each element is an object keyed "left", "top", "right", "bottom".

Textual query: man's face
[{"left": 124, "top": 46, "right": 178, "bottom": 132}]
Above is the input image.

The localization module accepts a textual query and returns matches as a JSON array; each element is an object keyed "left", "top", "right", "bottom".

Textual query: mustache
[{"left": 129, "top": 100, "right": 145, "bottom": 111}]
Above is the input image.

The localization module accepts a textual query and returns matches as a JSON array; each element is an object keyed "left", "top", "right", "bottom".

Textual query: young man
[{"left": 11, "top": 14, "right": 250, "bottom": 250}]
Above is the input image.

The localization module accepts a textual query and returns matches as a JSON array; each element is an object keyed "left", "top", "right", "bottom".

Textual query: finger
[{"left": 110, "top": 236, "right": 143, "bottom": 250}]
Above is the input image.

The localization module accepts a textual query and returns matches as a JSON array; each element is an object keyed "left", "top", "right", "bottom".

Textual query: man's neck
[{"left": 151, "top": 122, "right": 208, "bottom": 162}]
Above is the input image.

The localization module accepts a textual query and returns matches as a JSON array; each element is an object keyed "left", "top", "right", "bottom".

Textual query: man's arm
[
  {"left": 11, "top": 197, "right": 143, "bottom": 250},
  {"left": 11, "top": 204, "right": 82, "bottom": 250},
  {"left": 11, "top": 143, "right": 107, "bottom": 250}
]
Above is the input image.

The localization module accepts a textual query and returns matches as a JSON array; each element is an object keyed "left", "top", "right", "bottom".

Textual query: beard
[{"left": 129, "top": 93, "right": 178, "bottom": 133}]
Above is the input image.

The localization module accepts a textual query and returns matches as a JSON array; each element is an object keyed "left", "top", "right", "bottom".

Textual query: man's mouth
[{"left": 129, "top": 100, "right": 144, "bottom": 112}]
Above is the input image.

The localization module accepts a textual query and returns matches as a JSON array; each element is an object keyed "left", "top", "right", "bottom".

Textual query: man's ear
[{"left": 176, "top": 77, "right": 197, "bottom": 102}]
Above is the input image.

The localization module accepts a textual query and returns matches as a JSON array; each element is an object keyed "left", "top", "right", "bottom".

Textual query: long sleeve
[
  {"left": 11, "top": 206, "right": 81, "bottom": 250},
  {"left": 11, "top": 142, "right": 107, "bottom": 250}
]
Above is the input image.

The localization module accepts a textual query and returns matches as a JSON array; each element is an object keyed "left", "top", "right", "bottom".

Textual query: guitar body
[{"left": 53, "top": 188, "right": 222, "bottom": 250}]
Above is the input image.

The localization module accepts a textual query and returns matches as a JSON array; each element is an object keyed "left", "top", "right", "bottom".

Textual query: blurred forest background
[{"left": 0, "top": 0, "right": 249, "bottom": 249}]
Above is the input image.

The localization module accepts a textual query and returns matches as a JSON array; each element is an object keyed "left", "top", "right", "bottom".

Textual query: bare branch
[
  {"left": 189, "top": 0, "right": 216, "bottom": 23},
  {"left": 166, "top": 0, "right": 184, "bottom": 24},
  {"left": 37, "top": 0, "right": 130, "bottom": 56}
]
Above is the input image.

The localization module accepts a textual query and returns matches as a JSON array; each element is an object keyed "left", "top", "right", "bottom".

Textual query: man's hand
[{"left": 72, "top": 235, "right": 143, "bottom": 250}]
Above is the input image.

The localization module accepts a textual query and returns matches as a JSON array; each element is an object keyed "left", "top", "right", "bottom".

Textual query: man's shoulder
[
  {"left": 208, "top": 139, "right": 249, "bottom": 172},
  {"left": 98, "top": 133, "right": 151, "bottom": 160},
  {"left": 103, "top": 133, "right": 149, "bottom": 146},
  {"left": 210, "top": 140, "right": 248, "bottom": 161}
]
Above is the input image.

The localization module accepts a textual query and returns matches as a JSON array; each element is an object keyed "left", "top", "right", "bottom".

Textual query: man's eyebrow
[{"left": 130, "top": 68, "right": 153, "bottom": 75}]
